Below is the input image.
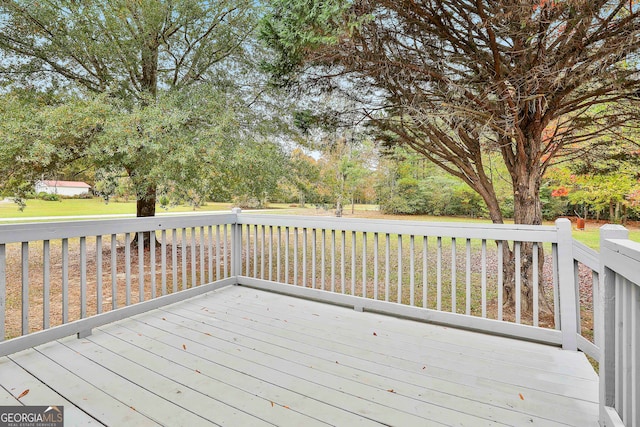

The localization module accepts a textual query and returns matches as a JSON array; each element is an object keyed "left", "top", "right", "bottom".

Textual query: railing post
[
  {"left": 599, "top": 224, "right": 629, "bottom": 427},
  {"left": 231, "top": 208, "right": 242, "bottom": 282},
  {"left": 556, "top": 218, "right": 578, "bottom": 351}
]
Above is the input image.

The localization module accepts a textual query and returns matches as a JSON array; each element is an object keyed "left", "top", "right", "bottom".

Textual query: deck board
[{"left": 0, "top": 285, "right": 599, "bottom": 426}]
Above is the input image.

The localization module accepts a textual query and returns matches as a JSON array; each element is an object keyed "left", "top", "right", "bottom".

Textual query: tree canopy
[
  {"left": 0, "top": 0, "right": 259, "bottom": 218},
  {"left": 261, "top": 0, "right": 640, "bottom": 226}
]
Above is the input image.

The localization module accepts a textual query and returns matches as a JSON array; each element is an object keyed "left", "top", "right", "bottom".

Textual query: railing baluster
[
  {"left": 261, "top": 225, "right": 266, "bottom": 279},
  {"left": 150, "top": 231, "right": 156, "bottom": 298},
  {"left": 80, "top": 236, "right": 87, "bottom": 317},
  {"left": 437, "top": 236, "right": 442, "bottom": 311},
  {"left": 397, "top": 235, "right": 402, "bottom": 304},
  {"left": 409, "top": 235, "right": 415, "bottom": 306},
  {"left": 533, "top": 242, "right": 539, "bottom": 327},
  {"left": 43, "top": 240, "right": 51, "bottom": 328},
  {"left": 341, "top": 231, "right": 346, "bottom": 294},
  {"left": 374, "top": 233, "right": 379, "bottom": 300},
  {"left": 362, "top": 232, "right": 367, "bottom": 298},
  {"left": 276, "top": 226, "right": 281, "bottom": 283},
  {"left": 253, "top": 225, "right": 258, "bottom": 278},
  {"left": 0, "top": 244, "right": 5, "bottom": 341},
  {"left": 172, "top": 229, "right": 178, "bottom": 293},
  {"left": 498, "top": 241, "right": 503, "bottom": 321},
  {"left": 423, "top": 236, "right": 428, "bottom": 309},
  {"left": 451, "top": 237, "right": 456, "bottom": 313},
  {"left": 223, "top": 224, "right": 228, "bottom": 278},
  {"left": 352, "top": 231, "right": 356, "bottom": 296},
  {"left": 161, "top": 230, "right": 167, "bottom": 295},
  {"left": 482, "top": 239, "right": 487, "bottom": 318},
  {"left": 311, "top": 229, "right": 316, "bottom": 289},
  {"left": 329, "top": 229, "right": 333, "bottom": 292},
  {"left": 215, "top": 225, "right": 221, "bottom": 281},
  {"left": 293, "top": 227, "right": 298, "bottom": 285},
  {"left": 515, "top": 241, "right": 521, "bottom": 324},
  {"left": 245, "top": 224, "right": 251, "bottom": 276},
  {"left": 138, "top": 232, "right": 145, "bottom": 302},
  {"left": 181, "top": 228, "right": 187, "bottom": 290},
  {"left": 284, "top": 227, "right": 289, "bottom": 284},
  {"left": 200, "top": 227, "right": 205, "bottom": 285},
  {"left": 21, "top": 242, "right": 29, "bottom": 335},
  {"left": 268, "top": 226, "right": 273, "bottom": 282},
  {"left": 96, "top": 236, "right": 102, "bottom": 314},
  {"left": 302, "top": 228, "right": 307, "bottom": 286},
  {"left": 125, "top": 233, "right": 131, "bottom": 306},
  {"left": 385, "top": 233, "right": 390, "bottom": 302},
  {"left": 466, "top": 239, "right": 471, "bottom": 316},
  {"left": 111, "top": 235, "right": 117, "bottom": 309},
  {"left": 191, "top": 227, "right": 197, "bottom": 287},
  {"left": 552, "top": 243, "right": 559, "bottom": 329},
  {"left": 208, "top": 226, "right": 213, "bottom": 283},
  {"left": 62, "top": 238, "right": 69, "bottom": 322}
]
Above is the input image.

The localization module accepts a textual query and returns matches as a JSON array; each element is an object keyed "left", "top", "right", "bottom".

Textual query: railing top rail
[
  {"left": 572, "top": 239, "right": 600, "bottom": 271},
  {"left": 0, "top": 212, "right": 237, "bottom": 244},
  {"left": 601, "top": 238, "right": 640, "bottom": 286},
  {"left": 237, "top": 214, "right": 560, "bottom": 242}
]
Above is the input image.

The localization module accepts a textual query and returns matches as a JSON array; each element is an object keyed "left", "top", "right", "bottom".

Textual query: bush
[{"left": 36, "top": 192, "right": 61, "bottom": 202}]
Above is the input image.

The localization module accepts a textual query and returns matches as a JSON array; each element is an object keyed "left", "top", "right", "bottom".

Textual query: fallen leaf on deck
[
  {"left": 373, "top": 332, "right": 377, "bottom": 336},
  {"left": 519, "top": 393, "right": 524, "bottom": 400},
  {"left": 195, "top": 370, "right": 201, "bottom": 374},
  {"left": 182, "top": 344, "right": 187, "bottom": 350},
  {"left": 17, "top": 389, "right": 29, "bottom": 399},
  {"left": 130, "top": 406, "right": 136, "bottom": 411},
  {"left": 387, "top": 389, "right": 395, "bottom": 393},
  {"left": 162, "top": 317, "right": 166, "bottom": 320},
  {"left": 335, "top": 361, "right": 339, "bottom": 364},
  {"left": 283, "top": 405, "right": 290, "bottom": 409},
  {"left": 204, "top": 332, "right": 212, "bottom": 336},
  {"left": 270, "top": 401, "right": 274, "bottom": 407}
]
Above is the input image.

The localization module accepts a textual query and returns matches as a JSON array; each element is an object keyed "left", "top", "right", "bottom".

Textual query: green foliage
[
  {"left": 376, "top": 147, "right": 487, "bottom": 217},
  {"left": 259, "top": 0, "right": 354, "bottom": 86},
  {"left": 36, "top": 192, "right": 61, "bottom": 202}
]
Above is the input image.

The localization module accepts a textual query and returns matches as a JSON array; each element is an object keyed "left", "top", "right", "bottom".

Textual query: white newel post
[
  {"left": 231, "top": 208, "right": 243, "bottom": 281},
  {"left": 599, "top": 224, "right": 629, "bottom": 427},
  {"left": 556, "top": 218, "right": 578, "bottom": 351}
]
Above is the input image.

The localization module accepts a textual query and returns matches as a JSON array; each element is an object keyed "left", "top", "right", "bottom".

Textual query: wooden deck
[{"left": 0, "top": 285, "right": 599, "bottom": 426}]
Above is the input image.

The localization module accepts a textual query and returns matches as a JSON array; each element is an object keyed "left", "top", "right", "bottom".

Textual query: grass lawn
[
  {"left": 0, "top": 198, "right": 234, "bottom": 220},
  {"left": 1, "top": 199, "right": 638, "bottom": 247}
]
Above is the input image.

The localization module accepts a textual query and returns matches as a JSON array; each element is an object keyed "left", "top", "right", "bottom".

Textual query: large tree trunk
[
  {"left": 502, "top": 163, "right": 551, "bottom": 316},
  {"left": 133, "top": 184, "right": 157, "bottom": 249}
]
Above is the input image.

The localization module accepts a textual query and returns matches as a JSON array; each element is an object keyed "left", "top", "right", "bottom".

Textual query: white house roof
[{"left": 41, "top": 180, "right": 91, "bottom": 188}]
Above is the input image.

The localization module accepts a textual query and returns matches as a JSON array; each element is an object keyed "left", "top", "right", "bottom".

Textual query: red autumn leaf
[
  {"left": 519, "top": 393, "right": 525, "bottom": 400},
  {"left": 17, "top": 389, "right": 29, "bottom": 399}
]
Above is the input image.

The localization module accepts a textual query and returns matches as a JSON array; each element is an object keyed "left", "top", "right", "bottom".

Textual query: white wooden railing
[
  {"left": 235, "top": 214, "right": 579, "bottom": 349},
  {"left": 0, "top": 210, "right": 637, "bottom": 425},
  {"left": 599, "top": 225, "right": 640, "bottom": 427},
  {"left": 0, "top": 212, "right": 238, "bottom": 356}
]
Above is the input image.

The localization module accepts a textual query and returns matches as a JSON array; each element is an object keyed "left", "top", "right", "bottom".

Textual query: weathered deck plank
[
  {"left": 168, "top": 289, "right": 598, "bottom": 425},
  {"left": 0, "top": 285, "right": 599, "bottom": 426}
]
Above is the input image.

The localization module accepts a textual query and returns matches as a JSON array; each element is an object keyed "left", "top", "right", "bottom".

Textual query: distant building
[{"left": 35, "top": 180, "right": 91, "bottom": 197}]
